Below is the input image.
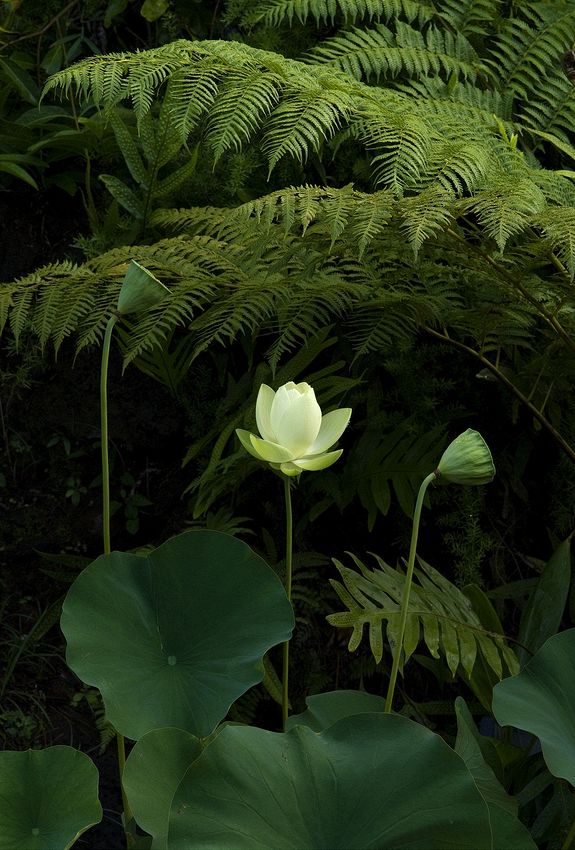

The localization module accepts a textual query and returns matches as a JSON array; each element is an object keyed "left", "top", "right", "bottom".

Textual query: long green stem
[
  {"left": 100, "top": 315, "right": 117, "bottom": 557},
  {"left": 282, "top": 476, "right": 293, "bottom": 730},
  {"left": 385, "top": 472, "right": 436, "bottom": 713},
  {"left": 100, "top": 312, "right": 133, "bottom": 845}
]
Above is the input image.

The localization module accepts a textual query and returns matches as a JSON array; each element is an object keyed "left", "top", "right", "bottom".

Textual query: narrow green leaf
[{"left": 518, "top": 537, "right": 572, "bottom": 664}]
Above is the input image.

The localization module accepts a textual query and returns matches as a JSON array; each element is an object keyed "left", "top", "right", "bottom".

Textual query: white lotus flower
[{"left": 236, "top": 382, "right": 352, "bottom": 477}]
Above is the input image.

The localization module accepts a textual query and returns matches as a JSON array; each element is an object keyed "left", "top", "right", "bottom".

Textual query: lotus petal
[{"left": 309, "top": 408, "right": 352, "bottom": 454}]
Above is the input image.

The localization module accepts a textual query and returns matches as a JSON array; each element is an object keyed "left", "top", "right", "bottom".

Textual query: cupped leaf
[
  {"left": 0, "top": 746, "right": 101, "bottom": 850},
  {"left": 493, "top": 628, "right": 575, "bottom": 786},
  {"left": 285, "top": 689, "right": 387, "bottom": 732},
  {"left": 167, "top": 714, "right": 496, "bottom": 849},
  {"left": 61, "top": 530, "right": 294, "bottom": 740}
]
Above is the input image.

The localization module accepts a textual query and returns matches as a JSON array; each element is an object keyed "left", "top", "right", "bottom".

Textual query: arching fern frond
[
  {"left": 536, "top": 206, "right": 575, "bottom": 280},
  {"left": 237, "top": 0, "right": 433, "bottom": 28},
  {"left": 518, "top": 73, "right": 575, "bottom": 143},
  {"left": 327, "top": 552, "right": 519, "bottom": 678},
  {"left": 466, "top": 176, "right": 547, "bottom": 252},
  {"left": 262, "top": 81, "right": 354, "bottom": 170},
  {"left": 206, "top": 69, "right": 282, "bottom": 161},
  {"left": 488, "top": 4, "right": 575, "bottom": 100},
  {"left": 397, "top": 187, "right": 455, "bottom": 252},
  {"left": 310, "top": 22, "right": 485, "bottom": 83},
  {"left": 435, "top": 0, "right": 499, "bottom": 37},
  {"left": 359, "top": 108, "right": 433, "bottom": 195}
]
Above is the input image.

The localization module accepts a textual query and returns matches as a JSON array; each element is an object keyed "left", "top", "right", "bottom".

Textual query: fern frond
[
  {"left": 310, "top": 23, "right": 485, "bottom": 83},
  {"left": 239, "top": 0, "right": 433, "bottom": 28},
  {"left": 266, "top": 268, "right": 363, "bottom": 369},
  {"left": 398, "top": 187, "right": 455, "bottom": 252},
  {"left": 519, "top": 73, "right": 575, "bottom": 143},
  {"left": 536, "top": 206, "right": 575, "bottom": 280},
  {"left": 263, "top": 81, "right": 354, "bottom": 170},
  {"left": 327, "top": 552, "right": 519, "bottom": 678},
  {"left": 337, "top": 421, "right": 447, "bottom": 523},
  {"left": 466, "top": 176, "right": 547, "bottom": 251},
  {"left": 207, "top": 69, "right": 282, "bottom": 161},
  {"left": 488, "top": 4, "right": 575, "bottom": 100},
  {"left": 435, "top": 0, "right": 499, "bottom": 37},
  {"left": 360, "top": 108, "right": 432, "bottom": 195},
  {"left": 397, "top": 78, "right": 514, "bottom": 128}
]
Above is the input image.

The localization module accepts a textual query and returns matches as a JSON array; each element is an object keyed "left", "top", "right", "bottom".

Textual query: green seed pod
[
  {"left": 116, "top": 260, "right": 170, "bottom": 315},
  {"left": 435, "top": 429, "right": 495, "bottom": 486}
]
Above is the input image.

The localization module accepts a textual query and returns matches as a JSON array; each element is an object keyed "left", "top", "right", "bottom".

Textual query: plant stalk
[
  {"left": 282, "top": 476, "right": 293, "bottom": 730},
  {"left": 100, "top": 311, "right": 134, "bottom": 845},
  {"left": 100, "top": 315, "right": 118, "bottom": 557},
  {"left": 385, "top": 472, "right": 436, "bottom": 713}
]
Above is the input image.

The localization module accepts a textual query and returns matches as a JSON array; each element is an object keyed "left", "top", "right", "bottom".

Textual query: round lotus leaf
[
  {"left": 493, "top": 628, "right": 575, "bottom": 785},
  {"left": 167, "top": 713, "right": 495, "bottom": 849},
  {"left": 61, "top": 530, "right": 294, "bottom": 740},
  {"left": 0, "top": 746, "right": 101, "bottom": 850}
]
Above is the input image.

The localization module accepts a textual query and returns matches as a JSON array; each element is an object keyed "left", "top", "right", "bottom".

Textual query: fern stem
[
  {"left": 385, "top": 472, "right": 436, "bottom": 713},
  {"left": 423, "top": 326, "right": 575, "bottom": 466},
  {"left": 100, "top": 312, "right": 134, "bottom": 847},
  {"left": 282, "top": 475, "right": 293, "bottom": 730}
]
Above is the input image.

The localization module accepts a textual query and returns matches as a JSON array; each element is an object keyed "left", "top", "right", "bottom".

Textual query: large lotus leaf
[
  {"left": 285, "top": 689, "right": 387, "bottom": 731},
  {"left": 454, "top": 699, "right": 536, "bottom": 849},
  {"left": 61, "top": 530, "right": 294, "bottom": 740},
  {"left": 493, "top": 628, "right": 575, "bottom": 785},
  {"left": 123, "top": 728, "right": 202, "bottom": 850},
  {"left": 0, "top": 746, "right": 101, "bottom": 850},
  {"left": 167, "top": 714, "right": 496, "bottom": 849}
]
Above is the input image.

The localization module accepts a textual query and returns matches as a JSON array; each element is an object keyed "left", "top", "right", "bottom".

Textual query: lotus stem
[
  {"left": 385, "top": 471, "right": 436, "bottom": 713},
  {"left": 282, "top": 476, "right": 293, "bottom": 730},
  {"left": 100, "top": 311, "right": 134, "bottom": 846}
]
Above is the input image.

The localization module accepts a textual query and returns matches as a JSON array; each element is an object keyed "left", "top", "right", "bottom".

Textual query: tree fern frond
[
  {"left": 398, "top": 78, "right": 514, "bottom": 128},
  {"left": 398, "top": 187, "right": 455, "bottom": 252},
  {"left": 466, "top": 176, "right": 547, "bottom": 251},
  {"left": 536, "top": 206, "right": 575, "bottom": 280},
  {"left": 266, "top": 269, "right": 363, "bottom": 369},
  {"left": 360, "top": 109, "right": 432, "bottom": 195},
  {"left": 240, "top": 0, "right": 433, "bottom": 28},
  {"left": 519, "top": 72, "right": 575, "bottom": 143},
  {"left": 423, "top": 139, "right": 492, "bottom": 196},
  {"left": 435, "top": 0, "right": 499, "bottom": 37},
  {"left": 207, "top": 70, "right": 282, "bottom": 161},
  {"left": 489, "top": 4, "right": 575, "bottom": 100},
  {"left": 167, "top": 64, "right": 221, "bottom": 140},
  {"left": 310, "top": 22, "right": 484, "bottom": 83},
  {"left": 327, "top": 552, "right": 519, "bottom": 678},
  {"left": 263, "top": 82, "right": 354, "bottom": 170}
]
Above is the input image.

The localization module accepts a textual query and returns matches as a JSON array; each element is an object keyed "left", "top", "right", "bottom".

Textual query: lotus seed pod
[
  {"left": 116, "top": 260, "right": 170, "bottom": 315},
  {"left": 435, "top": 429, "right": 495, "bottom": 486}
]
